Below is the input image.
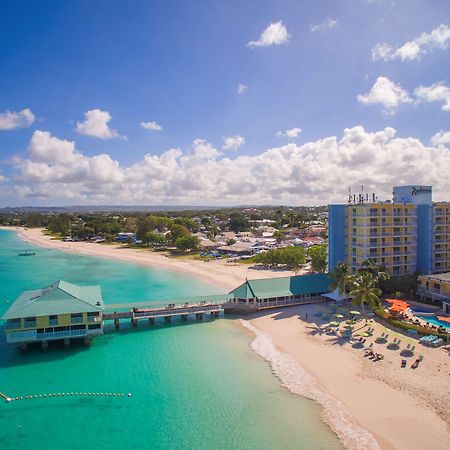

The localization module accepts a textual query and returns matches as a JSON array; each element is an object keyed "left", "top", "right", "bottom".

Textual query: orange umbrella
[{"left": 437, "top": 316, "right": 450, "bottom": 323}]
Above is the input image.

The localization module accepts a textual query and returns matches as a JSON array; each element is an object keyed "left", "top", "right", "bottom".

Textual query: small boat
[{"left": 18, "top": 251, "right": 35, "bottom": 256}]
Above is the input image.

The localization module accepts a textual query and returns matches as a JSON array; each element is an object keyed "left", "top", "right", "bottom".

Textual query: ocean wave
[{"left": 240, "top": 319, "right": 380, "bottom": 450}]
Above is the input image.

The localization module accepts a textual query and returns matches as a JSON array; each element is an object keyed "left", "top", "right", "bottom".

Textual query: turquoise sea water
[{"left": 0, "top": 230, "right": 342, "bottom": 450}]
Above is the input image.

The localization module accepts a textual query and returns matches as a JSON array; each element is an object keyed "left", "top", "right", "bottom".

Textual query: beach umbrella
[
  {"left": 355, "top": 332, "right": 369, "bottom": 337},
  {"left": 329, "top": 321, "right": 340, "bottom": 327},
  {"left": 334, "top": 313, "right": 344, "bottom": 318},
  {"left": 350, "top": 310, "right": 361, "bottom": 315}
]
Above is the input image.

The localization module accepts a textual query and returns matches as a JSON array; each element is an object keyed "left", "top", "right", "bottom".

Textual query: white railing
[{"left": 36, "top": 329, "right": 87, "bottom": 340}]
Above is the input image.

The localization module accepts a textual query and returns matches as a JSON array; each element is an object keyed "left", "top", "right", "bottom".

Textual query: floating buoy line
[{"left": 1, "top": 391, "right": 132, "bottom": 403}]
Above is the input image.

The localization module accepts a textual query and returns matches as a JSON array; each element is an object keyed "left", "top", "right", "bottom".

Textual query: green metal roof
[
  {"left": 229, "top": 274, "right": 332, "bottom": 299},
  {"left": 2, "top": 280, "right": 104, "bottom": 320}
]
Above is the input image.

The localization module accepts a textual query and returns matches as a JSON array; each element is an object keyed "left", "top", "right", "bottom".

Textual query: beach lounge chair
[
  {"left": 410, "top": 345, "right": 415, "bottom": 353},
  {"left": 411, "top": 359, "right": 420, "bottom": 369},
  {"left": 401, "top": 359, "right": 407, "bottom": 368}
]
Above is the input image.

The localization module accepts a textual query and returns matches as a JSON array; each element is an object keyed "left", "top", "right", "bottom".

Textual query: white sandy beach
[
  {"left": 4, "top": 226, "right": 450, "bottom": 450},
  {"left": 245, "top": 305, "right": 450, "bottom": 450},
  {"left": 7, "top": 227, "right": 297, "bottom": 291}
]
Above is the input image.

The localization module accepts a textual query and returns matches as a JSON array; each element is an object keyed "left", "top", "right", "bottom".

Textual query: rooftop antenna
[{"left": 348, "top": 186, "right": 352, "bottom": 205}]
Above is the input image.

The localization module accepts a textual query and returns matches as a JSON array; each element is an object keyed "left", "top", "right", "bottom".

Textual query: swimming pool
[{"left": 417, "top": 314, "right": 450, "bottom": 331}]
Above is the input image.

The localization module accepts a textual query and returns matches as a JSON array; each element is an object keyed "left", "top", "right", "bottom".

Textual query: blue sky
[{"left": 1, "top": 0, "right": 450, "bottom": 206}]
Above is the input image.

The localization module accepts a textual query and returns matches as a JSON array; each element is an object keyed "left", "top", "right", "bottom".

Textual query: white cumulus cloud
[
  {"left": 277, "top": 128, "right": 302, "bottom": 138},
  {"left": 237, "top": 83, "right": 248, "bottom": 94},
  {"left": 7, "top": 126, "right": 450, "bottom": 205},
  {"left": 76, "top": 109, "right": 123, "bottom": 139},
  {"left": 372, "top": 24, "right": 450, "bottom": 61},
  {"left": 430, "top": 130, "right": 450, "bottom": 146},
  {"left": 247, "top": 21, "right": 290, "bottom": 48},
  {"left": 357, "top": 76, "right": 412, "bottom": 114},
  {"left": 414, "top": 82, "right": 450, "bottom": 111},
  {"left": 29, "top": 130, "right": 81, "bottom": 165},
  {"left": 223, "top": 135, "right": 245, "bottom": 151},
  {"left": 141, "top": 121, "right": 163, "bottom": 131},
  {"left": 309, "top": 18, "right": 337, "bottom": 32},
  {"left": 0, "top": 108, "right": 35, "bottom": 130}
]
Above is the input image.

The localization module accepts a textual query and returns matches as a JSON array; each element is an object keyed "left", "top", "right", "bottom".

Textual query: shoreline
[
  {"left": 5, "top": 226, "right": 450, "bottom": 449},
  {"left": 3, "top": 226, "right": 297, "bottom": 291},
  {"left": 244, "top": 306, "right": 449, "bottom": 450}
]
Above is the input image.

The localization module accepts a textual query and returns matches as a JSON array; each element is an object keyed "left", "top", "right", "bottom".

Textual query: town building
[
  {"left": 116, "top": 232, "right": 136, "bottom": 243},
  {"left": 417, "top": 273, "right": 450, "bottom": 313},
  {"left": 328, "top": 185, "right": 450, "bottom": 276},
  {"left": 2, "top": 280, "right": 104, "bottom": 349}
]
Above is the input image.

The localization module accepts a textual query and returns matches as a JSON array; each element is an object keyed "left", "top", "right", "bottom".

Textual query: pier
[{"left": 103, "top": 294, "right": 229, "bottom": 328}]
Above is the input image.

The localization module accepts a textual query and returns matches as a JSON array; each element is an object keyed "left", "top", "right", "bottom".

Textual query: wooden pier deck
[{"left": 103, "top": 294, "right": 231, "bottom": 326}]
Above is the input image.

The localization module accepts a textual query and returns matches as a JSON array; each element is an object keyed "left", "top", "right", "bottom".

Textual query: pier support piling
[
  {"left": 83, "top": 337, "right": 91, "bottom": 346},
  {"left": 63, "top": 338, "right": 70, "bottom": 347},
  {"left": 164, "top": 316, "right": 172, "bottom": 323},
  {"left": 196, "top": 313, "right": 203, "bottom": 321},
  {"left": 114, "top": 319, "right": 120, "bottom": 329},
  {"left": 41, "top": 341, "right": 48, "bottom": 352},
  {"left": 181, "top": 315, "right": 188, "bottom": 322},
  {"left": 148, "top": 318, "right": 155, "bottom": 325},
  {"left": 131, "top": 318, "right": 138, "bottom": 328}
]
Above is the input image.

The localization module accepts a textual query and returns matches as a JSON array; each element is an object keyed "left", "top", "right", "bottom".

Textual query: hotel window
[
  {"left": 49, "top": 315, "right": 58, "bottom": 326},
  {"left": 24, "top": 317, "right": 36, "bottom": 327},
  {"left": 71, "top": 313, "right": 83, "bottom": 324},
  {"left": 433, "top": 283, "right": 440, "bottom": 290},
  {"left": 5, "top": 318, "right": 21, "bottom": 329}
]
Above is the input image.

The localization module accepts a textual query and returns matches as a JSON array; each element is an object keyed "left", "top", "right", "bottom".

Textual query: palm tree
[
  {"left": 360, "top": 258, "right": 389, "bottom": 285},
  {"left": 330, "top": 262, "right": 352, "bottom": 299},
  {"left": 349, "top": 271, "right": 382, "bottom": 321}
]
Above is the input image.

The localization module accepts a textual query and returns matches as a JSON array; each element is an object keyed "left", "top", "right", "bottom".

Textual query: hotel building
[
  {"left": 417, "top": 273, "right": 450, "bottom": 313},
  {"left": 328, "top": 185, "right": 450, "bottom": 276},
  {"left": 2, "top": 280, "right": 104, "bottom": 349}
]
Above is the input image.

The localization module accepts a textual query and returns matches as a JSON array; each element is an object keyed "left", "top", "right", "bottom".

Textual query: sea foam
[{"left": 240, "top": 320, "right": 380, "bottom": 450}]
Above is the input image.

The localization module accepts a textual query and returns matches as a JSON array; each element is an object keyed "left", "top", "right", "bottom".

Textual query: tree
[
  {"left": 379, "top": 272, "right": 419, "bottom": 298},
  {"left": 168, "top": 224, "right": 191, "bottom": 242},
  {"left": 47, "top": 214, "right": 72, "bottom": 236},
  {"left": 272, "top": 230, "right": 285, "bottom": 244},
  {"left": 359, "top": 258, "right": 389, "bottom": 285},
  {"left": 201, "top": 217, "right": 212, "bottom": 227},
  {"left": 253, "top": 247, "right": 306, "bottom": 270},
  {"left": 228, "top": 213, "right": 249, "bottom": 233},
  {"left": 136, "top": 215, "right": 158, "bottom": 241},
  {"left": 349, "top": 271, "right": 382, "bottom": 321},
  {"left": 175, "top": 235, "right": 200, "bottom": 252},
  {"left": 144, "top": 231, "right": 165, "bottom": 246},
  {"left": 308, "top": 244, "right": 327, "bottom": 273},
  {"left": 330, "top": 262, "right": 351, "bottom": 298},
  {"left": 226, "top": 238, "right": 236, "bottom": 246}
]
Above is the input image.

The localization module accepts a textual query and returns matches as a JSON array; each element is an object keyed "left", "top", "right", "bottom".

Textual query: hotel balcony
[
  {"left": 417, "top": 287, "right": 450, "bottom": 301},
  {"left": 5, "top": 328, "right": 88, "bottom": 344},
  {"left": 434, "top": 256, "right": 450, "bottom": 262}
]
